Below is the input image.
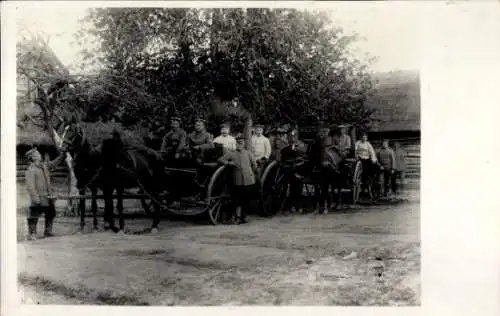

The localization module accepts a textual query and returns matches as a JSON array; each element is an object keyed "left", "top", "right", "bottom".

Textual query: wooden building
[{"left": 366, "top": 70, "right": 421, "bottom": 182}]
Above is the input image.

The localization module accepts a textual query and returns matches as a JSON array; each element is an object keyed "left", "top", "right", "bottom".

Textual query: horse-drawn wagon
[{"left": 258, "top": 126, "right": 384, "bottom": 215}]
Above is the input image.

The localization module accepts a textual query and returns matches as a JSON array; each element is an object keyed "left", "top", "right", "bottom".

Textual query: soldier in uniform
[
  {"left": 280, "top": 129, "right": 307, "bottom": 214},
  {"left": 160, "top": 116, "right": 188, "bottom": 162},
  {"left": 270, "top": 126, "right": 288, "bottom": 161},
  {"left": 25, "top": 147, "right": 67, "bottom": 240},
  {"left": 213, "top": 123, "right": 237, "bottom": 152},
  {"left": 188, "top": 117, "right": 214, "bottom": 149},
  {"left": 218, "top": 133, "right": 258, "bottom": 224},
  {"left": 334, "top": 124, "right": 352, "bottom": 157},
  {"left": 251, "top": 123, "right": 271, "bottom": 176}
]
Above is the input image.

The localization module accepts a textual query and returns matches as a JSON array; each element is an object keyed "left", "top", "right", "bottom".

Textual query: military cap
[
  {"left": 254, "top": 124, "right": 265, "bottom": 129},
  {"left": 25, "top": 148, "right": 39, "bottom": 160},
  {"left": 170, "top": 116, "right": 181, "bottom": 122},
  {"left": 220, "top": 123, "right": 231, "bottom": 129},
  {"left": 235, "top": 133, "right": 245, "bottom": 140},
  {"left": 194, "top": 117, "right": 206, "bottom": 124},
  {"left": 276, "top": 127, "right": 286, "bottom": 133}
]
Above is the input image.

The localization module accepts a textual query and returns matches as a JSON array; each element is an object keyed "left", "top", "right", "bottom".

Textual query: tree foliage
[{"left": 73, "top": 8, "right": 375, "bottom": 133}]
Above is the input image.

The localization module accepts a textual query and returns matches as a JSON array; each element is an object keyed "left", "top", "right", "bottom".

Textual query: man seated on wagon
[
  {"left": 333, "top": 124, "right": 352, "bottom": 157},
  {"left": 355, "top": 132, "right": 379, "bottom": 185},
  {"left": 270, "top": 126, "right": 289, "bottom": 161},
  {"left": 160, "top": 116, "right": 188, "bottom": 163},
  {"left": 213, "top": 123, "right": 237, "bottom": 152},
  {"left": 188, "top": 117, "right": 214, "bottom": 162},
  {"left": 280, "top": 129, "right": 307, "bottom": 214}
]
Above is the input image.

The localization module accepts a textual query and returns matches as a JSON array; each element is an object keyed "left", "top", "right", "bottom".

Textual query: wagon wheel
[
  {"left": 368, "top": 172, "right": 383, "bottom": 202},
  {"left": 139, "top": 186, "right": 169, "bottom": 216},
  {"left": 352, "top": 160, "right": 363, "bottom": 204},
  {"left": 206, "top": 165, "right": 232, "bottom": 225},
  {"left": 260, "top": 161, "right": 289, "bottom": 217}
]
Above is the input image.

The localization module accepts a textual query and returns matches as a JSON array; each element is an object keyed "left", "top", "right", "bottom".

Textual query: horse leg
[
  {"left": 103, "top": 186, "right": 117, "bottom": 232},
  {"left": 79, "top": 188, "right": 86, "bottom": 232},
  {"left": 91, "top": 186, "right": 98, "bottom": 231},
  {"left": 117, "top": 186, "right": 125, "bottom": 232}
]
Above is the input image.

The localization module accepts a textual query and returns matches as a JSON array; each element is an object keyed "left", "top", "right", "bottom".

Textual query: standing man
[
  {"left": 377, "top": 139, "right": 396, "bottom": 197},
  {"left": 355, "top": 133, "right": 378, "bottom": 185},
  {"left": 213, "top": 123, "right": 236, "bottom": 151},
  {"left": 25, "top": 147, "right": 67, "bottom": 240},
  {"left": 393, "top": 141, "right": 407, "bottom": 193},
  {"left": 251, "top": 123, "right": 271, "bottom": 175},
  {"left": 160, "top": 116, "right": 188, "bottom": 161},
  {"left": 280, "top": 129, "right": 307, "bottom": 214},
  {"left": 218, "top": 133, "right": 258, "bottom": 224}
]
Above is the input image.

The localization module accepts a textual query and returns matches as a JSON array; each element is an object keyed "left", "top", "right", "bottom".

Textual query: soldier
[
  {"left": 251, "top": 124, "right": 271, "bottom": 162},
  {"left": 251, "top": 123, "right": 271, "bottom": 177},
  {"left": 377, "top": 139, "right": 396, "bottom": 197},
  {"left": 270, "top": 127, "right": 288, "bottom": 161},
  {"left": 334, "top": 124, "right": 352, "bottom": 157},
  {"left": 188, "top": 117, "right": 214, "bottom": 149},
  {"left": 355, "top": 132, "right": 378, "bottom": 185},
  {"left": 280, "top": 129, "right": 307, "bottom": 214},
  {"left": 213, "top": 123, "right": 236, "bottom": 151},
  {"left": 25, "top": 147, "right": 67, "bottom": 240},
  {"left": 160, "top": 116, "right": 188, "bottom": 161},
  {"left": 218, "top": 133, "right": 258, "bottom": 224}
]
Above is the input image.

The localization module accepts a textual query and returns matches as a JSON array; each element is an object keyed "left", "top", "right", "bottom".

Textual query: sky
[{"left": 16, "top": 4, "right": 421, "bottom": 74}]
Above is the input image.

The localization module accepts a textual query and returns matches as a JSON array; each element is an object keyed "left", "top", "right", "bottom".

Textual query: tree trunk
[{"left": 51, "top": 125, "right": 79, "bottom": 213}]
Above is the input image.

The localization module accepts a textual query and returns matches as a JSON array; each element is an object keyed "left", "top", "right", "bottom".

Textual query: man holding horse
[
  {"left": 160, "top": 116, "right": 188, "bottom": 162},
  {"left": 25, "top": 147, "right": 67, "bottom": 240}
]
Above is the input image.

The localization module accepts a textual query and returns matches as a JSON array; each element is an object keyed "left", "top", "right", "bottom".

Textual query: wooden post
[{"left": 350, "top": 126, "right": 357, "bottom": 151}]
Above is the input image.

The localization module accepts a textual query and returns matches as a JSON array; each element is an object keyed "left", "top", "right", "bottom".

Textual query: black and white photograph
[{"left": 12, "top": 1, "right": 423, "bottom": 307}]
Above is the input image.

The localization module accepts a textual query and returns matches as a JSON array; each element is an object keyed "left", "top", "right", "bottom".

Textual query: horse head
[{"left": 60, "top": 121, "right": 89, "bottom": 159}]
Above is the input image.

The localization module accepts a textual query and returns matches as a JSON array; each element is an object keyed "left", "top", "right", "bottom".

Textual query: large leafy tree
[{"left": 73, "top": 8, "right": 375, "bottom": 134}]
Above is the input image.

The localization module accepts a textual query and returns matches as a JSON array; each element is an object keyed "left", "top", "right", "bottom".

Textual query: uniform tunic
[
  {"left": 25, "top": 155, "right": 65, "bottom": 207},
  {"left": 213, "top": 135, "right": 236, "bottom": 151},
  {"left": 270, "top": 136, "right": 288, "bottom": 161},
  {"left": 218, "top": 148, "right": 257, "bottom": 186},
  {"left": 334, "top": 134, "right": 352, "bottom": 154},
  {"left": 189, "top": 131, "right": 213, "bottom": 147},
  {"left": 160, "top": 128, "right": 188, "bottom": 154},
  {"left": 251, "top": 135, "right": 271, "bottom": 160},
  {"left": 377, "top": 147, "right": 396, "bottom": 170},
  {"left": 355, "top": 140, "right": 377, "bottom": 163}
]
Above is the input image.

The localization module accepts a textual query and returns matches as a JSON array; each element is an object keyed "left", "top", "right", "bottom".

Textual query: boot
[
  {"left": 27, "top": 218, "right": 38, "bottom": 240},
  {"left": 44, "top": 218, "right": 55, "bottom": 237}
]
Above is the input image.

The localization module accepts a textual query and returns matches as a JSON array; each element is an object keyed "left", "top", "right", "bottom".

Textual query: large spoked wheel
[
  {"left": 260, "top": 161, "right": 289, "bottom": 217},
  {"left": 352, "top": 161, "right": 363, "bottom": 204},
  {"left": 206, "top": 165, "right": 232, "bottom": 225},
  {"left": 368, "top": 171, "right": 383, "bottom": 202}
]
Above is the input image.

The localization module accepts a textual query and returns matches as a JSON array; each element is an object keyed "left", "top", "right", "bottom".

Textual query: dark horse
[
  {"left": 308, "top": 133, "right": 345, "bottom": 214},
  {"left": 60, "top": 122, "right": 164, "bottom": 233}
]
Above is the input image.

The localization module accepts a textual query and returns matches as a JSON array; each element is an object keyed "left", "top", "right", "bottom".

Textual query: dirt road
[{"left": 17, "top": 189, "right": 420, "bottom": 306}]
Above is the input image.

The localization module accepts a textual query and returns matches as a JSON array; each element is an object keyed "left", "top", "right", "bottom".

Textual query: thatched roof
[
  {"left": 17, "top": 124, "right": 53, "bottom": 146},
  {"left": 16, "top": 121, "right": 146, "bottom": 148},
  {"left": 367, "top": 70, "right": 420, "bottom": 132}
]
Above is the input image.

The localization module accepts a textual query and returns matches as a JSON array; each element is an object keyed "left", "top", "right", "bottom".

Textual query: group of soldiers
[{"left": 23, "top": 116, "right": 408, "bottom": 238}]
